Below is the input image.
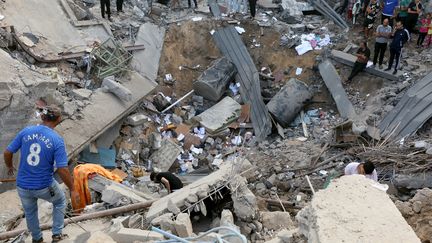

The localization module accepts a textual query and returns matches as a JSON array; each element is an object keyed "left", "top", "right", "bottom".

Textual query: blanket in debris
[{"left": 72, "top": 164, "right": 123, "bottom": 211}]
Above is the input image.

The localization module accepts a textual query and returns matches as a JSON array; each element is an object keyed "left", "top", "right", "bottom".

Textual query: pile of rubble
[{"left": 2, "top": 0, "right": 432, "bottom": 241}]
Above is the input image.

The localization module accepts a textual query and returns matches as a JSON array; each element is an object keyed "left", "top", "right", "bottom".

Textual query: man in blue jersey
[
  {"left": 381, "top": 0, "right": 399, "bottom": 26},
  {"left": 3, "top": 105, "right": 79, "bottom": 243}
]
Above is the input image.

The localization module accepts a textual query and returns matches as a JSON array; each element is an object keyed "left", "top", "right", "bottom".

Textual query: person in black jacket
[
  {"left": 100, "top": 0, "right": 111, "bottom": 20},
  {"left": 117, "top": 0, "right": 124, "bottom": 12},
  {"left": 385, "top": 21, "right": 410, "bottom": 74}
]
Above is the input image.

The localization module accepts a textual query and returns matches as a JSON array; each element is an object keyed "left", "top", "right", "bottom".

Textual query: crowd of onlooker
[{"left": 343, "top": 0, "right": 431, "bottom": 81}]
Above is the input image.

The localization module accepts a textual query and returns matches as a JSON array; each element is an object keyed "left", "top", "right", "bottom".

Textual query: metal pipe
[
  {"left": 0, "top": 200, "right": 156, "bottom": 240},
  {"left": 161, "top": 90, "right": 195, "bottom": 113}
]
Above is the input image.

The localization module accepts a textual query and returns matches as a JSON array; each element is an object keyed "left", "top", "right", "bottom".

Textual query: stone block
[
  {"left": 151, "top": 213, "right": 177, "bottom": 233},
  {"left": 127, "top": 113, "right": 149, "bottom": 126},
  {"left": 71, "top": 88, "right": 92, "bottom": 100},
  {"left": 261, "top": 211, "right": 294, "bottom": 231},
  {"left": 110, "top": 228, "right": 164, "bottom": 242},
  {"left": 174, "top": 213, "right": 194, "bottom": 237}
]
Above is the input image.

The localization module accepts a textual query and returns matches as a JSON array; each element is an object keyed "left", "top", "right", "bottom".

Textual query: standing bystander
[
  {"left": 382, "top": 0, "right": 399, "bottom": 26},
  {"left": 373, "top": 18, "right": 392, "bottom": 68},
  {"left": 100, "top": 0, "right": 111, "bottom": 21},
  {"left": 417, "top": 13, "right": 431, "bottom": 47},
  {"left": 385, "top": 21, "right": 410, "bottom": 74},
  {"left": 406, "top": 0, "right": 423, "bottom": 34},
  {"left": 364, "top": 0, "right": 381, "bottom": 39},
  {"left": 3, "top": 105, "right": 80, "bottom": 243}
]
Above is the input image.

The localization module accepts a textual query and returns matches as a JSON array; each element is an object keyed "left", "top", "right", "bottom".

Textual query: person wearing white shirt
[{"left": 344, "top": 161, "right": 378, "bottom": 181}]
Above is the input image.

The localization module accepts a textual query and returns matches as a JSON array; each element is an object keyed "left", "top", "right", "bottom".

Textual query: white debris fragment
[
  {"left": 295, "top": 67, "right": 303, "bottom": 76},
  {"left": 192, "top": 17, "right": 203, "bottom": 21},
  {"left": 235, "top": 26, "right": 245, "bottom": 34}
]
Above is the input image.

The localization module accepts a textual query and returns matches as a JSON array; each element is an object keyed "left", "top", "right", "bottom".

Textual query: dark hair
[
  {"left": 362, "top": 41, "right": 368, "bottom": 48},
  {"left": 150, "top": 172, "right": 157, "bottom": 181},
  {"left": 363, "top": 161, "right": 375, "bottom": 174},
  {"left": 41, "top": 105, "right": 62, "bottom": 122}
]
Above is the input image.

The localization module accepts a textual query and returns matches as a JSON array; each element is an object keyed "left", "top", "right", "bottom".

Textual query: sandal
[{"left": 51, "top": 233, "right": 68, "bottom": 243}]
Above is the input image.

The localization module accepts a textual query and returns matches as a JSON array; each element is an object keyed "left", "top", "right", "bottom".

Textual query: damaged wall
[
  {"left": 296, "top": 175, "right": 421, "bottom": 243},
  {"left": 0, "top": 49, "right": 59, "bottom": 186}
]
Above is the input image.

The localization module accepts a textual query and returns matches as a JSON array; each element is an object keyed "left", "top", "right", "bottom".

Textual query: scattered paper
[
  {"left": 295, "top": 67, "right": 303, "bottom": 76},
  {"left": 295, "top": 41, "right": 313, "bottom": 55},
  {"left": 235, "top": 26, "right": 245, "bottom": 34},
  {"left": 192, "top": 17, "right": 203, "bottom": 21},
  {"left": 177, "top": 133, "right": 185, "bottom": 141},
  {"left": 210, "top": 29, "right": 215, "bottom": 35}
]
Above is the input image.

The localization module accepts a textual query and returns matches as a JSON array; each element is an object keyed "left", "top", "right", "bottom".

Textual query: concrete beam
[
  {"left": 146, "top": 158, "right": 253, "bottom": 220},
  {"left": 331, "top": 50, "right": 399, "bottom": 81},
  {"left": 318, "top": 60, "right": 356, "bottom": 119}
]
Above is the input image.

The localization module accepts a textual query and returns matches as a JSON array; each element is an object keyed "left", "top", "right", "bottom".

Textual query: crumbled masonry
[{"left": 1, "top": 0, "right": 432, "bottom": 242}]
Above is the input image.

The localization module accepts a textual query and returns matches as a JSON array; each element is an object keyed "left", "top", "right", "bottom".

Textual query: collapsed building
[{"left": 0, "top": 0, "right": 432, "bottom": 242}]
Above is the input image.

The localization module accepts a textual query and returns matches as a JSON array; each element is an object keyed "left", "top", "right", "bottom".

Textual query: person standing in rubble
[
  {"left": 100, "top": 0, "right": 112, "bottom": 21},
  {"left": 364, "top": 0, "right": 381, "bottom": 39},
  {"left": 150, "top": 172, "right": 183, "bottom": 193},
  {"left": 406, "top": 0, "right": 423, "bottom": 34},
  {"left": 345, "top": 41, "right": 371, "bottom": 83},
  {"left": 372, "top": 18, "right": 392, "bottom": 69},
  {"left": 385, "top": 21, "right": 410, "bottom": 74},
  {"left": 344, "top": 160, "right": 378, "bottom": 181},
  {"left": 3, "top": 105, "right": 80, "bottom": 243},
  {"left": 248, "top": 0, "right": 257, "bottom": 19},
  {"left": 381, "top": 0, "right": 399, "bottom": 27},
  {"left": 117, "top": 0, "right": 124, "bottom": 12}
]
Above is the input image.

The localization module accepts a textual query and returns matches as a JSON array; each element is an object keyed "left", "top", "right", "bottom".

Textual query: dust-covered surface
[{"left": 297, "top": 175, "right": 421, "bottom": 243}]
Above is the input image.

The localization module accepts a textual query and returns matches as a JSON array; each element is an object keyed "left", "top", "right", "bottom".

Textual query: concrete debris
[
  {"left": 174, "top": 213, "right": 194, "bottom": 237},
  {"left": 111, "top": 228, "right": 165, "bottom": 242},
  {"left": 230, "top": 175, "right": 258, "bottom": 222},
  {"left": 267, "top": 78, "right": 312, "bottom": 127},
  {"left": 396, "top": 188, "right": 432, "bottom": 242},
  {"left": 193, "top": 57, "right": 237, "bottom": 102},
  {"left": 146, "top": 159, "right": 253, "bottom": 220},
  {"left": 261, "top": 211, "right": 294, "bottom": 231},
  {"left": 101, "top": 76, "right": 133, "bottom": 102},
  {"left": 150, "top": 138, "right": 183, "bottom": 171},
  {"left": 87, "top": 231, "right": 116, "bottom": 243},
  {"left": 195, "top": 96, "right": 241, "bottom": 134},
  {"left": 151, "top": 213, "right": 177, "bottom": 233},
  {"left": 127, "top": 113, "right": 149, "bottom": 126},
  {"left": 71, "top": 88, "right": 92, "bottom": 100},
  {"left": 296, "top": 175, "right": 421, "bottom": 242}
]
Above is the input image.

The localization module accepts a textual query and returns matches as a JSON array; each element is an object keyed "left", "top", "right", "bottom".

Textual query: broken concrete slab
[
  {"left": 0, "top": 49, "right": 59, "bottom": 184},
  {"left": 2, "top": 0, "right": 110, "bottom": 57},
  {"left": 318, "top": 60, "right": 356, "bottom": 119},
  {"left": 230, "top": 175, "right": 258, "bottom": 222},
  {"left": 71, "top": 88, "right": 92, "bottom": 100},
  {"left": 88, "top": 175, "right": 154, "bottom": 205},
  {"left": 174, "top": 213, "right": 194, "bottom": 237},
  {"left": 213, "top": 26, "right": 272, "bottom": 139},
  {"left": 193, "top": 57, "right": 237, "bottom": 102},
  {"left": 110, "top": 228, "right": 165, "bottom": 242},
  {"left": 296, "top": 175, "right": 421, "bottom": 243},
  {"left": 267, "top": 78, "right": 312, "bottom": 127},
  {"left": 57, "top": 71, "right": 156, "bottom": 161},
  {"left": 131, "top": 23, "right": 165, "bottom": 83},
  {"left": 146, "top": 158, "right": 253, "bottom": 220},
  {"left": 194, "top": 96, "right": 241, "bottom": 134},
  {"left": 331, "top": 50, "right": 399, "bottom": 81},
  {"left": 150, "top": 138, "right": 183, "bottom": 171}
]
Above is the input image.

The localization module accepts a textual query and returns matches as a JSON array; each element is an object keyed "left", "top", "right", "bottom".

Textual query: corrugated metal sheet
[
  {"left": 380, "top": 72, "right": 432, "bottom": 140},
  {"left": 212, "top": 27, "right": 272, "bottom": 139}
]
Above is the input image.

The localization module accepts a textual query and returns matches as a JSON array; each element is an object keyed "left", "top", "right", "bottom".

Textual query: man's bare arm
[
  {"left": 4, "top": 150, "right": 16, "bottom": 175},
  {"left": 161, "top": 177, "right": 171, "bottom": 193},
  {"left": 57, "top": 167, "right": 74, "bottom": 191}
]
